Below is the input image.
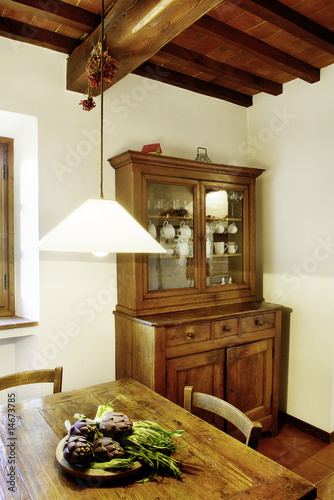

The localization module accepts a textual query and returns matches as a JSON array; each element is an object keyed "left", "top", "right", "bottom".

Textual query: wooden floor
[{"left": 258, "top": 421, "right": 334, "bottom": 499}]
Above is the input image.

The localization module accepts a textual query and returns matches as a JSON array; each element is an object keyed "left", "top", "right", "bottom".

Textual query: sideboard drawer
[
  {"left": 241, "top": 312, "right": 276, "bottom": 333},
  {"left": 166, "top": 322, "right": 211, "bottom": 346},
  {"left": 214, "top": 318, "right": 238, "bottom": 339}
]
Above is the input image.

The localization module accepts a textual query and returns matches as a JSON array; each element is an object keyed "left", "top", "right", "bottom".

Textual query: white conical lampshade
[{"left": 38, "top": 199, "right": 166, "bottom": 254}]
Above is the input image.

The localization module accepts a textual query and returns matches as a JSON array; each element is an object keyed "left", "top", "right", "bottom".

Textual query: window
[{"left": 0, "top": 137, "right": 14, "bottom": 316}]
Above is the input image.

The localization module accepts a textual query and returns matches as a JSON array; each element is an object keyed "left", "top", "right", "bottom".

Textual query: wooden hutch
[{"left": 109, "top": 150, "right": 282, "bottom": 436}]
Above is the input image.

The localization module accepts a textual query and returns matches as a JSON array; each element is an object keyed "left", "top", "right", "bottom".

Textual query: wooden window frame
[{"left": 0, "top": 137, "right": 14, "bottom": 316}]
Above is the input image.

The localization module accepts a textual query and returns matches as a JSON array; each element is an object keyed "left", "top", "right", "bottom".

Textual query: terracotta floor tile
[
  {"left": 310, "top": 443, "right": 334, "bottom": 469},
  {"left": 298, "top": 438, "right": 329, "bottom": 457},
  {"left": 276, "top": 423, "right": 315, "bottom": 448},
  {"left": 258, "top": 436, "right": 293, "bottom": 460},
  {"left": 315, "top": 472, "right": 334, "bottom": 500},
  {"left": 275, "top": 449, "right": 310, "bottom": 471},
  {"left": 291, "top": 456, "right": 333, "bottom": 484}
]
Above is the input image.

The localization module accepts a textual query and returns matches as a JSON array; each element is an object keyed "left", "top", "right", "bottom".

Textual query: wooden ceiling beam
[
  {"left": 0, "top": 0, "right": 100, "bottom": 32},
  {"left": 132, "top": 61, "right": 253, "bottom": 107},
  {"left": 158, "top": 42, "right": 282, "bottom": 95},
  {"left": 66, "top": 0, "right": 227, "bottom": 94},
  {"left": 227, "top": 0, "right": 334, "bottom": 56},
  {"left": 194, "top": 15, "right": 320, "bottom": 84},
  {"left": 0, "top": 16, "right": 79, "bottom": 53}
]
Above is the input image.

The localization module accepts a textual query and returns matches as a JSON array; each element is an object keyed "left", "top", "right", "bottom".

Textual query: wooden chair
[
  {"left": 184, "top": 386, "right": 262, "bottom": 450},
  {"left": 0, "top": 367, "right": 63, "bottom": 394}
]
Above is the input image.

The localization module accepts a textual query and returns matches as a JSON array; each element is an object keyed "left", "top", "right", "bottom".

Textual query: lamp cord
[{"left": 100, "top": 0, "right": 104, "bottom": 199}]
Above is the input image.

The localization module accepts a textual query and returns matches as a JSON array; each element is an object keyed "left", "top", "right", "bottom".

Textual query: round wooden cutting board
[{"left": 56, "top": 436, "right": 143, "bottom": 482}]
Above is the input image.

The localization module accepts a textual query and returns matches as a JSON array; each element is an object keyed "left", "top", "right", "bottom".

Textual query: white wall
[
  {"left": 248, "top": 65, "right": 334, "bottom": 433},
  {"left": 0, "top": 37, "right": 247, "bottom": 403}
]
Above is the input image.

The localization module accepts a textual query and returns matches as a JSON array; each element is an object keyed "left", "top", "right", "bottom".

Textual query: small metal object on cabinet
[{"left": 195, "top": 147, "right": 212, "bottom": 162}]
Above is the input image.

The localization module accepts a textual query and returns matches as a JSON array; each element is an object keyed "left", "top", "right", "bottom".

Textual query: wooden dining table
[{"left": 0, "top": 377, "right": 316, "bottom": 499}]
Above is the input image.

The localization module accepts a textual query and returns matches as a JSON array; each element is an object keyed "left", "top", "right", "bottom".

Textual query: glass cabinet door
[
  {"left": 205, "top": 185, "right": 244, "bottom": 287},
  {"left": 146, "top": 180, "right": 198, "bottom": 292}
]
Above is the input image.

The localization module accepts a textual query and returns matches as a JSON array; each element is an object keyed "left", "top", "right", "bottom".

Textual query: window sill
[{"left": 0, "top": 316, "right": 38, "bottom": 338}]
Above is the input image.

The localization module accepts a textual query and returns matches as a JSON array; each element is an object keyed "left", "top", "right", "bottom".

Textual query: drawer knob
[
  {"left": 255, "top": 319, "right": 263, "bottom": 326},
  {"left": 186, "top": 332, "right": 195, "bottom": 339},
  {"left": 223, "top": 325, "right": 231, "bottom": 332}
]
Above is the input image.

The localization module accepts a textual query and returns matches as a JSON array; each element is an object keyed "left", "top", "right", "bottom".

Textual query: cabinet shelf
[
  {"left": 149, "top": 254, "right": 194, "bottom": 259},
  {"left": 209, "top": 253, "right": 242, "bottom": 258},
  {"left": 207, "top": 217, "right": 242, "bottom": 222},
  {"left": 148, "top": 214, "right": 193, "bottom": 221}
]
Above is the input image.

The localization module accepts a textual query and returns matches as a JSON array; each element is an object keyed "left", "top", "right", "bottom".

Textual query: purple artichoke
[
  {"left": 99, "top": 412, "right": 133, "bottom": 437},
  {"left": 92, "top": 437, "right": 125, "bottom": 462},
  {"left": 69, "top": 418, "right": 97, "bottom": 441},
  {"left": 63, "top": 435, "right": 94, "bottom": 465}
]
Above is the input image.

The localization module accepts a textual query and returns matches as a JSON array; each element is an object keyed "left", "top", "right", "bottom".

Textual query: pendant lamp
[{"left": 38, "top": 1, "right": 165, "bottom": 256}]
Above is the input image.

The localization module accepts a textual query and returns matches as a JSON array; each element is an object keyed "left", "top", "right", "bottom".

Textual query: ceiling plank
[
  {"left": 194, "top": 15, "right": 320, "bottom": 84},
  {"left": 0, "top": 17, "right": 79, "bottom": 52},
  {"left": 132, "top": 61, "right": 253, "bottom": 107},
  {"left": 158, "top": 42, "right": 282, "bottom": 95},
  {"left": 227, "top": 0, "right": 334, "bottom": 56},
  {"left": 0, "top": 0, "right": 100, "bottom": 32},
  {"left": 66, "top": 0, "right": 227, "bottom": 94}
]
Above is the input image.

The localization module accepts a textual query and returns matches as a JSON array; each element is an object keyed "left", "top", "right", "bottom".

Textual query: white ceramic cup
[
  {"left": 148, "top": 220, "right": 157, "bottom": 239},
  {"left": 228, "top": 222, "right": 238, "bottom": 234},
  {"left": 214, "top": 242, "right": 228, "bottom": 254},
  {"left": 177, "top": 221, "right": 191, "bottom": 239},
  {"left": 214, "top": 222, "right": 225, "bottom": 234},
  {"left": 160, "top": 221, "right": 175, "bottom": 239},
  {"left": 227, "top": 242, "right": 238, "bottom": 254}
]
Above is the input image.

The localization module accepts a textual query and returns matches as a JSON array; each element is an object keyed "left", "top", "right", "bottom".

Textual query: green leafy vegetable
[{"left": 64, "top": 409, "right": 185, "bottom": 480}]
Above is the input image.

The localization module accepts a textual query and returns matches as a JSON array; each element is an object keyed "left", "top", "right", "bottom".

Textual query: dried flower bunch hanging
[
  {"left": 79, "top": 84, "right": 96, "bottom": 112},
  {"left": 79, "top": 38, "right": 118, "bottom": 111},
  {"left": 86, "top": 38, "right": 118, "bottom": 88}
]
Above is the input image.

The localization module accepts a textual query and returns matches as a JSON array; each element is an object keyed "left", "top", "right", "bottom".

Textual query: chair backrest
[
  {"left": 184, "top": 386, "right": 262, "bottom": 450},
  {"left": 0, "top": 367, "right": 63, "bottom": 394}
]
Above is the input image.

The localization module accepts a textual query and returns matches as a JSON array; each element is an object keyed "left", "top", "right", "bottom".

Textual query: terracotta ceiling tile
[
  {"left": 208, "top": 45, "right": 241, "bottom": 63},
  {"left": 310, "top": 6, "right": 334, "bottom": 27},
  {"left": 172, "top": 30, "right": 206, "bottom": 50},
  {"left": 255, "top": 63, "right": 287, "bottom": 78},
  {"left": 241, "top": 59, "right": 269, "bottom": 76},
  {"left": 298, "top": 47, "right": 334, "bottom": 67},
  {"left": 282, "top": 37, "right": 314, "bottom": 57},
  {"left": 209, "top": 3, "right": 246, "bottom": 24},
  {"left": 247, "top": 22, "right": 281, "bottom": 41},
  {"left": 226, "top": 50, "right": 258, "bottom": 67},
  {"left": 3, "top": 7, "right": 34, "bottom": 24},
  {"left": 191, "top": 35, "right": 223, "bottom": 55},
  {"left": 228, "top": 11, "right": 267, "bottom": 33},
  {"left": 212, "top": 73, "right": 233, "bottom": 85},
  {"left": 286, "top": 0, "right": 333, "bottom": 17},
  {"left": 264, "top": 30, "right": 298, "bottom": 49}
]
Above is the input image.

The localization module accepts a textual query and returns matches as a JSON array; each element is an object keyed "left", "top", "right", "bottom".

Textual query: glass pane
[
  {"left": 205, "top": 188, "right": 243, "bottom": 286},
  {"left": 147, "top": 182, "right": 195, "bottom": 290}
]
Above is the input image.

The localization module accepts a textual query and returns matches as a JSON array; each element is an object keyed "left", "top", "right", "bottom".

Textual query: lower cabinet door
[
  {"left": 166, "top": 349, "right": 225, "bottom": 426},
  {"left": 226, "top": 338, "right": 273, "bottom": 430}
]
